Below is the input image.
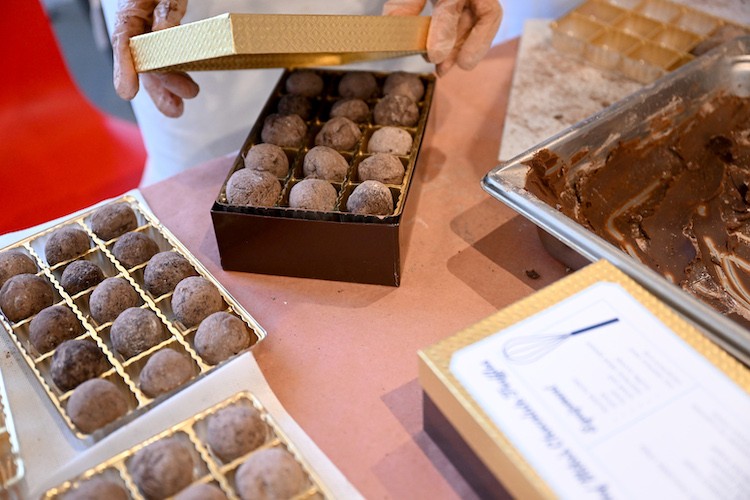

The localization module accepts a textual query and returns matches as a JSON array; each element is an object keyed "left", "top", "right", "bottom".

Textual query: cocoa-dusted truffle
[
  {"left": 338, "top": 71, "right": 378, "bottom": 99},
  {"left": 226, "top": 169, "right": 281, "bottom": 208},
  {"left": 383, "top": 71, "right": 425, "bottom": 102},
  {"left": 285, "top": 70, "right": 324, "bottom": 97},
  {"left": 358, "top": 154, "right": 405, "bottom": 185},
  {"left": 112, "top": 232, "right": 159, "bottom": 269},
  {"left": 89, "top": 277, "right": 139, "bottom": 324},
  {"left": 277, "top": 94, "right": 312, "bottom": 120},
  {"left": 207, "top": 404, "right": 266, "bottom": 462},
  {"left": 60, "top": 260, "right": 105, "bottom": 295},
  {"left": 194, "top": 312, "right": 252, "bottom": 364},
  {"left": 315, "top": 117, "right": 362, "bottom": 151},
  {"left": 129, "top": 437, "right": 194, "bottom": 499},
  {"left": 172, "top": 276, "right": 223, "bottom": 327},
  {"left": 374, "top": 94, "right": 419, "bottom": 127},
  {"left": 330, "top": 98, "right": 370, "bottom": 123},
  {"left": 346, "top": 180, "right": 394, "bottom": 216},
  {"left": 51, "top": 339, "right": 109, "bottom": 392},
  {"left": 302, "top": 146, "right": 349, "bottom": 182},
  {"left": 289, "top": 179, "right": 338, "bottom": 212},
  {"left": 111, "top": 307, "right": 166, "bottom": 358},
  {"left": 62, "top": 476, "right": 129, "bottom": 500},
  {"left": 244, "top": 143, "right": 289, "bottom": 178},
  {"left": 45, "top": 226, "right": 90, "bottom": 266},
  {"left": 261, "top": 113, "right": 307, "bottom": 148},
  {"left": 143, "top": 252, "right": 197, "bottom": 298},
  {"left": 0, "top": 251, "right": 36, "bottom": 288},
  {"left": 29, "top": 305, "right": 83, "bottom": 354},
  {"left": 174, "top": 483, "right": 228, "bottom": 500},
  {"left": 67, "top": 378, "right": 128, "bottom": 433},
  {"left": 139, "top": 348, "right": 194, "bottom": 398},
  {"left": 367, "top": 126, "right": 413, "bottom": 156},
  {"left": 0, "top": 273, "right": 54, "bottom": 322},
  {"left": 90, "top": 202, "right": 138, "bottom": 241},
  {"left": 235, "top": 447, "right": 308, "bottom": 500}
]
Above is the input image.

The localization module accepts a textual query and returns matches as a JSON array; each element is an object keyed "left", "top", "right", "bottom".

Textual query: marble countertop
[{"left": 499, "top": 0, "right": 750, "bottom": 162}]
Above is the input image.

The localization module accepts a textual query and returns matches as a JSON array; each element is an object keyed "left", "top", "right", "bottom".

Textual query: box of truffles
[
  {"left": 0, "top": 195, "right": 266, "bottom": 442},
  {"left": 210, "top": 68, "right": 436, "bottom": 286},
  {"left": 42, "top": 390, "right": 331, "bottom": 499}
]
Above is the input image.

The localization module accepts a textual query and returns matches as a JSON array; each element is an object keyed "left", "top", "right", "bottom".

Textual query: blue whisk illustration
[{"left": 502, "top": 318, "right": 619, "bottom": 364}]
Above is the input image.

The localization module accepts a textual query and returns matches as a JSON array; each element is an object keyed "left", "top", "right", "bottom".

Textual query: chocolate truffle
[
  {"left": 67, "top": 378, "right": 128, "bottom": 433},
  {"left": 289, "top": 179, "right": 338, "bottom": 212},
  {"left": 174, "top": 483, "right": 228, "bottom": 500},
  {"left": 45, "top": 226, "right": 90, "bottom": 266},
  {"left": 367, "top": 126, "right": 413, "bottom": 156},
  {"left": 346, "top": 180, "right": 394, "bottom": 216},
  {"left": 207, "top": 404, "right": 266, "bottom": 462},
  {"left": 90, "top": 202, "right": 138, "bottom": 241},
  {"left": 172, "top": 276, "right": 223, "bottom": 327},
  {"left": 129, "top": 437, "right": 194, "bottom": 499},
  {"left": 0, "top": 273, "right": 54, "bottom": 322},
  {"left": 143, "top": 252, "right": 198, "bottom": 298},
  {"left": 110, "top": 307, "right": 166, "bottom": 358},
  {"left": 358, "top": 154, "right": 405, "bottom": 185},
  {"left": 51, "top": 339, "right": 109, "bottom": 392},
  {"left": 302, "top": 146, "right": 349, "bottom": 182},
  {"left": 112, "top": 232, "right": 159, "bottom": 269},
  {"left": 194, "top": 312, "right": 252, "bottom": 364},
  {"left": 244, "top": 143, "right": 289, "bottom": 178},
  {"left": 0, "top": 251, "right": 36, "bottom": 288},
  {"left": 29, "top": 305, "right": 83, "bottom": 354},
  {"left": 338, "top": 71, "right": 378, "bottom": 99},
  {"left": 261, "top": 113, "right": 307, "bottom": 148},
  {"left": 139, "top": 348, "right": 194, "bottom": 398},
  {"left": 234, "top": 447, "right": 308, "bottom": 500},
  {"left": 374, "top": 94, "right": 419, "bottom": 127},
  {"left": 383, "top": 71, "right": 425, "bottom": 102},
  {"left": 60, "top": 260, "right": 105, "bottom": 295},
  {"left": 285, "top": 70, "right": 324, "bottom": 97},
  {"left": 62, "top": 477, "right": 129, "bottom": 500},
  {"left": 277, "top": 94, "right": 312, "bottom": 120},
  {"left": 89, "top": 277, "right": 139, "bottom": 324},
  {"left": 226, "top": 169, "right": 281, "bottom": 208},
  {"left": 315, "top": 117, "right": 362, "bottom": 151},
  {"left": 330, "top": 98, "right": 370, "bottom": 123}
]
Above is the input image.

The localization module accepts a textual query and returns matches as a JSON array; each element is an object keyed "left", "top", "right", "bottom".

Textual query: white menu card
[{"left": 451, "top": 281, "right": 750, "bottom": 499}]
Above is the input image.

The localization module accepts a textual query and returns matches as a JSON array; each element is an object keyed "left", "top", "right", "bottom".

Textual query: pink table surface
[{"left": 142, "top": 39, "right": 569, "bottom": 498}]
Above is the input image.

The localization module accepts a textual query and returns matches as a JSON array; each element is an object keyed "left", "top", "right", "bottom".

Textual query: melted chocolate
[{"left": 526, "top": 94, "right": 750, "bottom": 326}]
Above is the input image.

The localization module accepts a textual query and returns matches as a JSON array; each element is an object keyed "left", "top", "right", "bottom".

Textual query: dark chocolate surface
[{"left": 526, "top": 93, "right": 750, "bottom": 326}]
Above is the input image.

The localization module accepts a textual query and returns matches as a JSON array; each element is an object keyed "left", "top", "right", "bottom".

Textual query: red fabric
[{"left": 0, "top": 0, "right": 145, "bottom": 235}]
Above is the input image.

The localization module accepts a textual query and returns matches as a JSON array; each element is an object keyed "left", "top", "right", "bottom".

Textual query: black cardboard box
[{"left": 211, "top": 68, "right": 435, "bottom": 286}]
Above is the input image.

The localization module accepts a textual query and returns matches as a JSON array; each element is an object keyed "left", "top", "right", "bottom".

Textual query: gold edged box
[
  {"left": 42, "top": 390, "right": 331, "bottom": 499},
  {"left": 0, "top": 195, "right": 266, "bottom": 443},
  {"left": 130, "top": 14, "right": 430, "bottom": 72},
  {"left": 419, "top": 260, "right": 750, "bottom": 498}
]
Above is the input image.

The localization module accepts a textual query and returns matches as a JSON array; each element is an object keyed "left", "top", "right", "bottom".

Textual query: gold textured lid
[{"left": 130, "top": 13, "right": 430, "bottom": 72}]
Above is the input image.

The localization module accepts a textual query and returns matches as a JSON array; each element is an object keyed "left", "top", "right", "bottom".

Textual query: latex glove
[
  {"left": 383, "top": 0, "right": 502, "bottom": 76},
  {"left": 112, "top": 0, "right": 199, "bottom": 117}
]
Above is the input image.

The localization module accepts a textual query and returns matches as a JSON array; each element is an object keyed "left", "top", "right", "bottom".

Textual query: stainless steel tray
[{"left": 482, "top": 36, "right": 750, "bottom": 365}]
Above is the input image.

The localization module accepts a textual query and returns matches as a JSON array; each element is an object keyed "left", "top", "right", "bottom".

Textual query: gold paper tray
[
  {"left": 43, "top": 391, "right": 329, "bottom": 499},
  {"left": 0, "top": 196, "right": 266, "bottom": 442},
  {"left": 551, "top": 0, "right": 749, "bottom": 83},
  {"left": 0, "top": 367, "right": 24, "bottom": 496},
  {"left": 130, "top": 14, "right": 430, "bottom": 72},
  {"left": 216, "top": 68, "right": 435, "bottom": 223}
]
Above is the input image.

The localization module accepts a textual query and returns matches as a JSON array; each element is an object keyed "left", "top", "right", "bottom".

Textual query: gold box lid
[{"left": 130, "top": 13, "right": 430, "bottom": 72}]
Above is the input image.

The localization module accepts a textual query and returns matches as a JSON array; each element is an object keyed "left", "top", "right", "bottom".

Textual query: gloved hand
[
  {"left": 112, "top": 0, "right": 199, "bottom": 117},
  {"left": 383, "top": 0, "right": 502, "bottom": 76}
]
